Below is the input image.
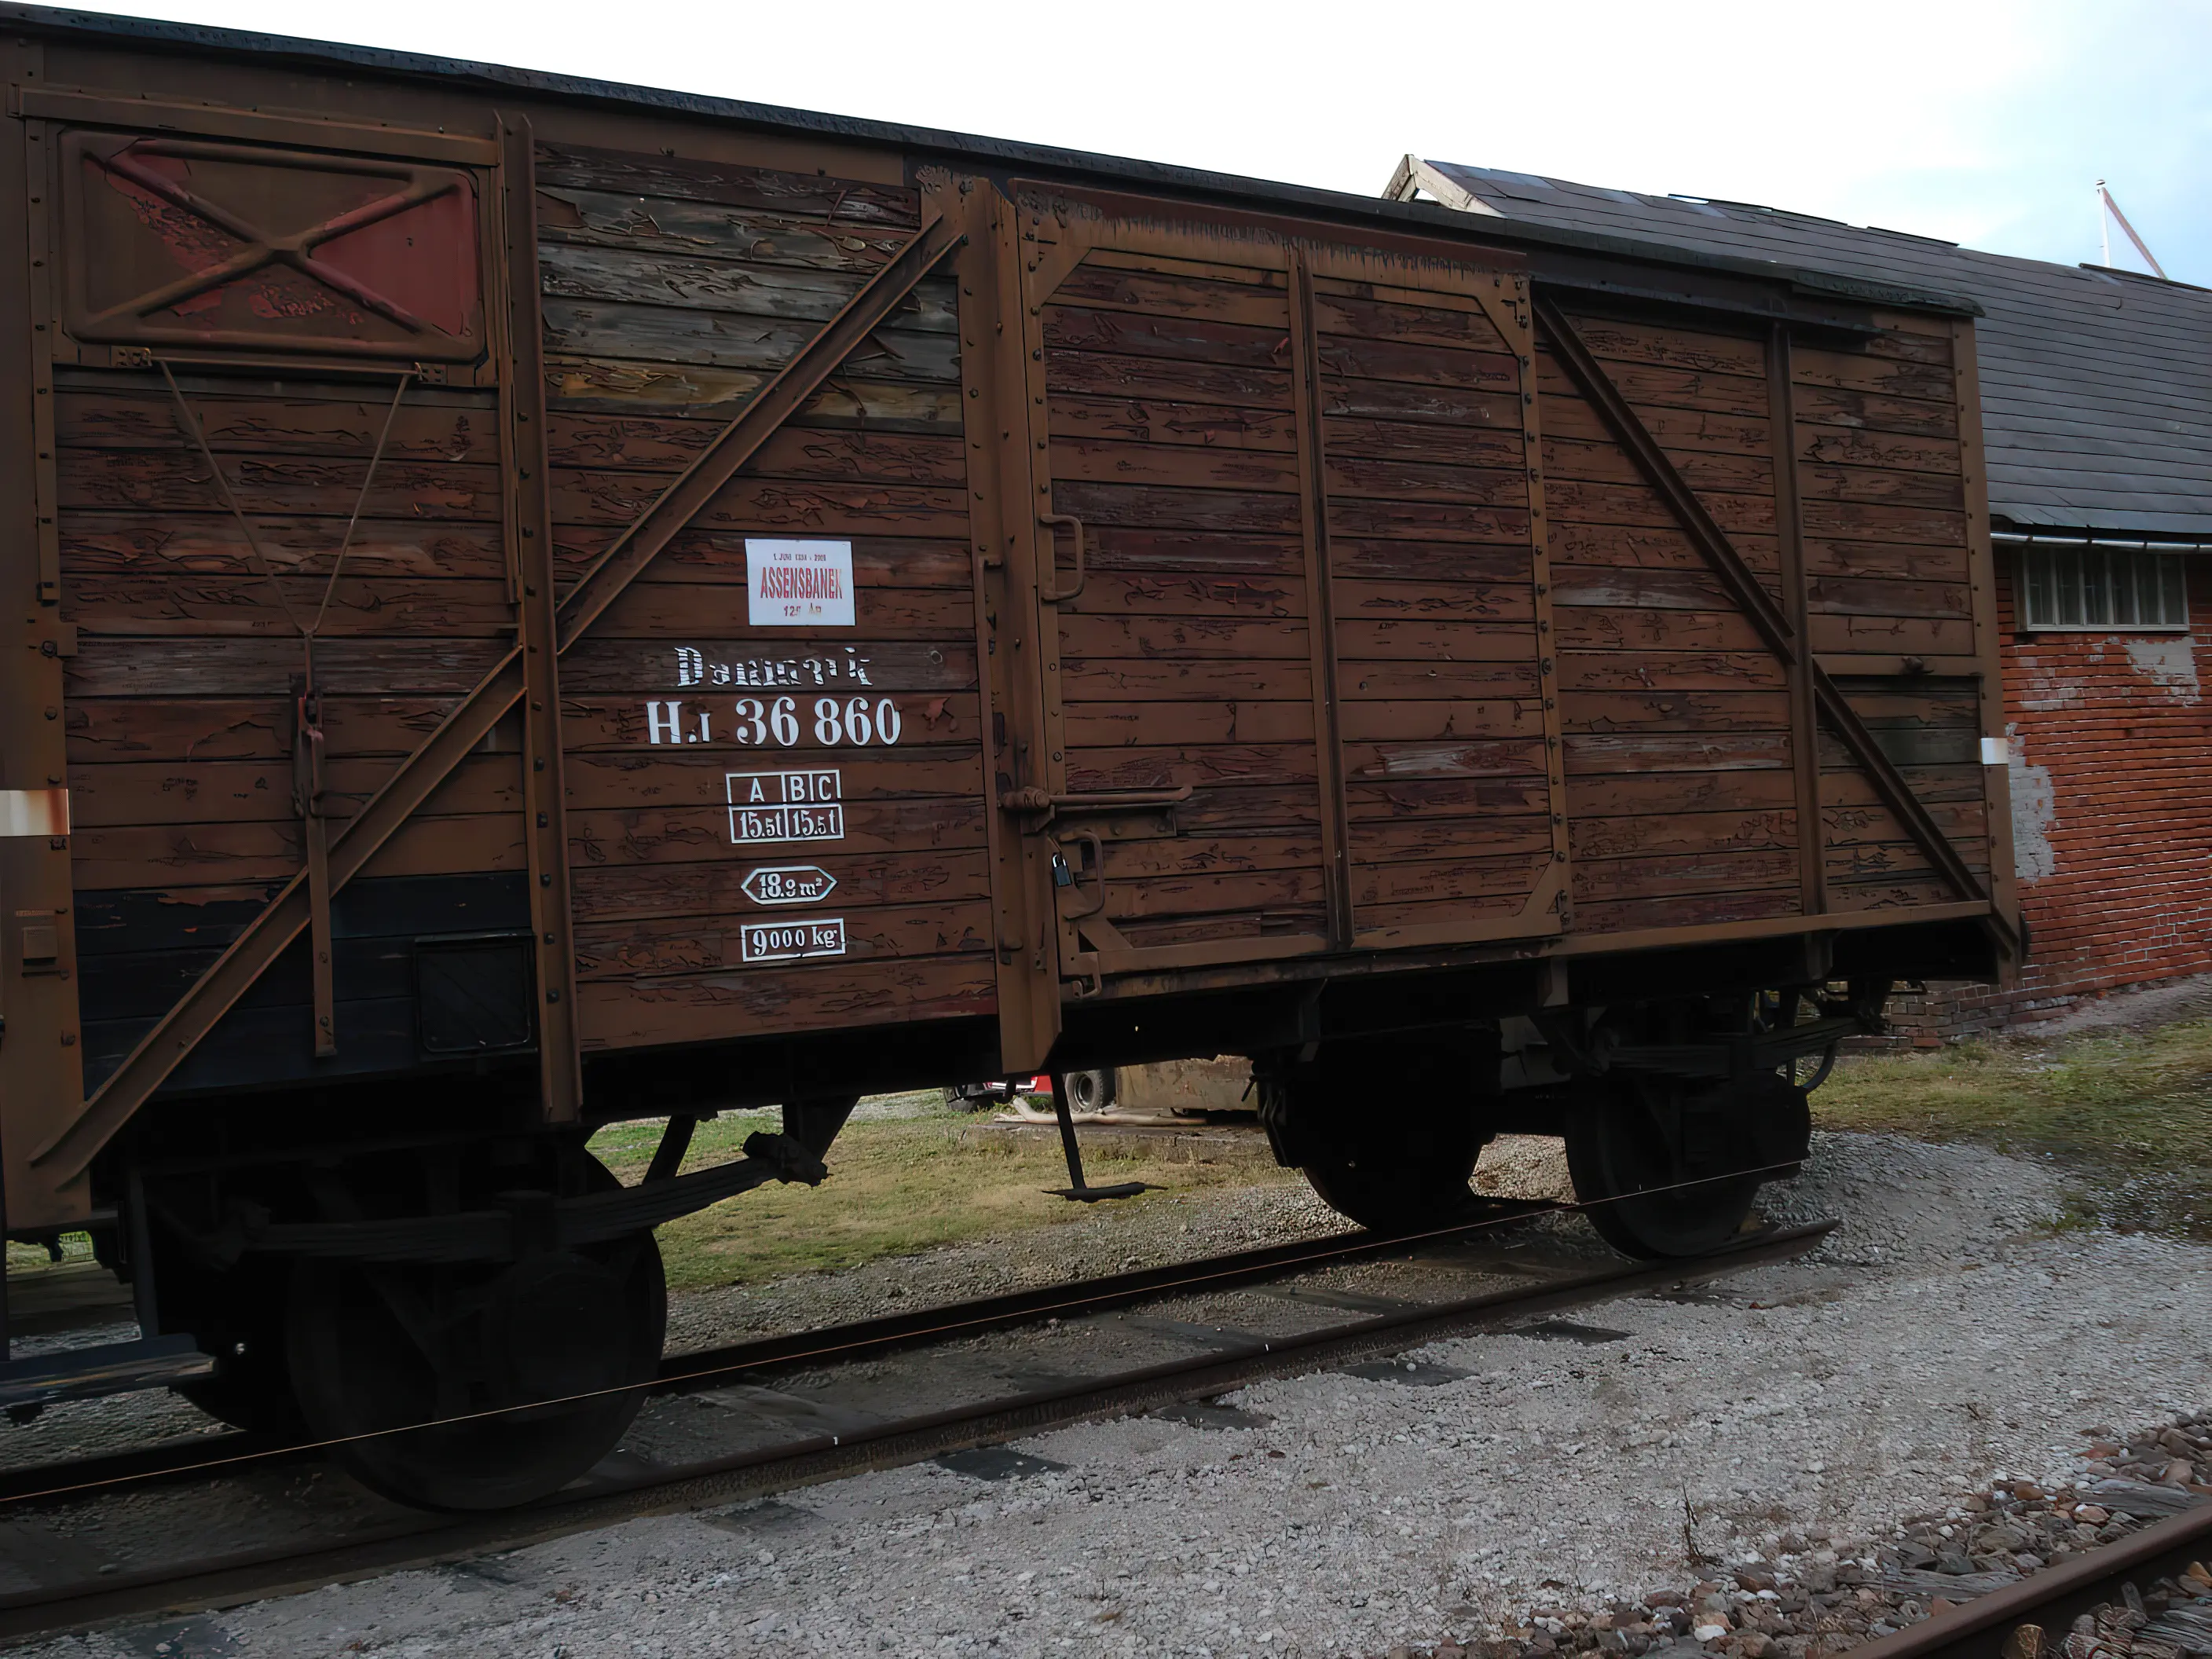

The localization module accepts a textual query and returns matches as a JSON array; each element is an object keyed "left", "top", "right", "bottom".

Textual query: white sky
[{"left": 78, "top": 0, "right": 2212, "bottom": 284}]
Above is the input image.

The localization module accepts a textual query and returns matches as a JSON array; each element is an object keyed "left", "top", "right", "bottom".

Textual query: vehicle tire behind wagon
[{"left": 1060, "top": 1068, "right": 1115, "bottom": 1115}]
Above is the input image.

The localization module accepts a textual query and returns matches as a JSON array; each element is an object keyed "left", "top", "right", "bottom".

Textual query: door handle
[
  {"left": 1038, "top": 511, "right": 1086, "bottom": 603},
  {"left": 998, "top": 785, "right": 1192, "bottom": 819}
]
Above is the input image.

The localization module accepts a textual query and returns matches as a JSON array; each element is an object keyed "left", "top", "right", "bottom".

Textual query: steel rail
[
  {"left": 1847, "top": 1499, "right": 2212, "bottom": 1659},
  {"left": 0, "top": 1222, "right": 1831, "bottom": 1643},
  {"left": 0, "top": 1195, "right": 1558, "bottom": 1505},
  {"left": 654, "top": 1192, "right": 1562, "bottom": 1389},
  {"left": 1, "top": 1158, "right": 1818, "bottom": 1506}
]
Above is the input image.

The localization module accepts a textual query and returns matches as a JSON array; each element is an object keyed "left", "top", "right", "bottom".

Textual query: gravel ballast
[{"left": 20, "top": 1129, "right": 2212, "bottom": 1659}]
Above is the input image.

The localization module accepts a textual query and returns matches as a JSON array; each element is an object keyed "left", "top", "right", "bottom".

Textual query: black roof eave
[
  {"left": 1991, "top": 505, "right": 2212, "bottom": 540},
  {"left": 0, "top": 2, "right": 1980, "bottom": 320}
]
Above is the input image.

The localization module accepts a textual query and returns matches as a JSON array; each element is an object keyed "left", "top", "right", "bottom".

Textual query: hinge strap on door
[
  {"left": 159, "top": 361, "right": 415, "bottom": 1060},
  {"left": 293, "top": 676, "right": 335, "bottom": 1057}
]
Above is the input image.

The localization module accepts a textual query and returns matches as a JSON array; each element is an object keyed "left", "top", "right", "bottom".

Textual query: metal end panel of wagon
[{"left": 0, "top": 2, "right": 2016, "bottom": 1507}]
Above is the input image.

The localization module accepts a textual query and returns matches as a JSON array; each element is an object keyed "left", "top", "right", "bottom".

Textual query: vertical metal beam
[
  {"left": 975, "top": 181, "right": 1061, "bottom": 1069},
  {"left": 498, "top": 119, "right": 580, "bottom": 1122},
  {"left": 1767, "top": 322, "right": 1827, "bottom": 917},
  {"left": 125, "top": 1166, "right": 159, "bottom": 1337},
  {"left": 1, "top": 40, "right": 90, "bottom": 1232},
  {"left": 1286, "top": 253, "right": 1353, "bottom": 948},
  {"left": 24, "top": 101, "right": 54, "bottom": 614},
  {"left": 1952, "top": 316, "right": 2019, "bottom": 959},
  {"left": 302, "top": 803, "right": 336, "bottom": 1055},
  {"left": 1515, "top": 273, "right": 1573, "bottom": 930},
  {"left": 1020, "top": 209, "right": 1078, "bottom": 988}
]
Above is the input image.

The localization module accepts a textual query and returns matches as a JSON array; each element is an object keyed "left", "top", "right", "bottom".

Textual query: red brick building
[
  {"left": 1931, "top": 566, "right": 2212, "bottom": 1033},
  {"left": 1393, "top": 157, "right": 2212, "bottom": 1033}
]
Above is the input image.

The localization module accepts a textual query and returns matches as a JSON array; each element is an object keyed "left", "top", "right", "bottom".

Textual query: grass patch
[
  {"left": 5, "top": 1231, "right": 95, "bottom": 1276},
  {"left": 590, "top": 1104, "right": 1294, "bottom": 1294},
  {"left": 1814, "top": 1018, "right": 2212, "bottom": 1238}
]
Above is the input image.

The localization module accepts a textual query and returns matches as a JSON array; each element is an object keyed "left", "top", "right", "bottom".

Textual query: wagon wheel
[
  {"left": 285, "top": 1155, "right": 665, "bottom": 1511},
  {"left": 1299, "top": 1145, "right": 1481, "bottom": 1233},
  {"left": 1756, "top": 988, "right": 1839, "bottom": 1093},
  {"left": 1262, "top": 1066, "right": 1483, "bottom": 1233},
  {"left": 168, "top": 1254, "right": 305, "bottom": 1437},
  {"left": 1564, "top": 1072, "right": 1807, "bottom": 1259}
]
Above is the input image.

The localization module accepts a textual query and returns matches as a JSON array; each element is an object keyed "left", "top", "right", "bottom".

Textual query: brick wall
[{"left": 1888, "top": 555, "right": 2212, "bottom": 1041}]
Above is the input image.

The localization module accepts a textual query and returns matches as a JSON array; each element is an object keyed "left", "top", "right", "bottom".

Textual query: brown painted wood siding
[
  {"left": 1316, "top": 276, "right": 1555, "bottom": 944},
  {"left": 535, "top": 144, "right": 996, "bottom": 1046},
  {"left": 27, "top": 92, "right": 2002, "bottom": 1113},
  {"left": 1796, "top": 317, "right": 1972, "bottom": 659},
  {"left": 1798, "top": 314, "right": 1985, "bottom": 911},
  {"left": 59, "top": 372, "right": 525, "bottom": 898},
  {"left": 1042, "top": 251, "right": 1333, "bottom": 954},
  {"left": 1542, "top": 313, "right": 1798, "bottom": 934}
]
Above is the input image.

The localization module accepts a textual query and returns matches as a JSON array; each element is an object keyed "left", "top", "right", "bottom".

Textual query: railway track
[
  {"left": 0, "top": 1193, "right": 1560, "bottom": 1506},
  {"left": 0, "top": 1211, "right": 1829, "bottom": 1646},
  {"left": 1852, "top": 1498, "right": 2212, "bottom": 1659}
]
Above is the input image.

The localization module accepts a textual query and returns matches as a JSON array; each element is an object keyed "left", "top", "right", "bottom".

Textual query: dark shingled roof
[{"left": 1423, "top": 161, "right": 2212, "bottom": 540}]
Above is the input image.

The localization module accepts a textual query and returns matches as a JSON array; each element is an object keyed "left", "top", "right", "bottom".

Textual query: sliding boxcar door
[
  {"left": 1023, "top": 217, "right": 1326, "bottom": 979},
  {"left": 1015, "top": 189, "right": 1566, "bottom": 991}
]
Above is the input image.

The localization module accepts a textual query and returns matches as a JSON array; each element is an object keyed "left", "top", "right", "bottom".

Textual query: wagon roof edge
[{"left": 0, "top": 1, "right": 1979, "bottom": 320}]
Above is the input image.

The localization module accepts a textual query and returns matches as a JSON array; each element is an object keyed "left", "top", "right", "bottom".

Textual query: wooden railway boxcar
[{"left": 0, "top": 4, "right": 2016, "bottom": 1507}]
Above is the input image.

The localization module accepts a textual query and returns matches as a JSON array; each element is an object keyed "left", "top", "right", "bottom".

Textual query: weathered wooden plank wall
[
  {"left": 38, "top": 111, "right": 1999, "bottom": 1111},
  {"left": 1314, "top": 275, "right": 1555, "bottom": 946},
  {"left": 533, "top": 143, "right": 997, "bottom": 1049},
  {"left": 1042, "top": 248, "right": 1331, "bottom": 954},
  {"left": 59, "top": 369, "right": 525, "bottom": 1087},
  {"left": 1539, "top": 305, "right": 1990, "bottom": 936},
  {"left": 1540, "top": 313, "right": 1800, "bottom": 934},
  {"left": 1795, "top": 312, "right": 1989, "bottom": 914}
]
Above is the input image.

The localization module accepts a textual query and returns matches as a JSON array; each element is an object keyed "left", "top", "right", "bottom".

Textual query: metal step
[{"left": 0, "top": 1335, "right": 213, "bottom": 1415}]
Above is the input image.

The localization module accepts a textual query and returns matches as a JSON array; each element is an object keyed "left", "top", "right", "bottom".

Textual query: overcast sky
[{"left": 86, "top": 0, "right": 2212, "bottom": 284}]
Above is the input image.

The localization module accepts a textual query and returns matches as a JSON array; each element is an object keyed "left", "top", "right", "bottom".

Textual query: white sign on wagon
[
  {"left": 738, "top": 917, "right": 848, "bottom": 964},
  {"left": 741, "top": 865, "right": 837, "bottom": 906},
  {"left": 727, "top": 769, "right": 844, "bottom": 845},
  {"left": 746, "top": 538, "right": 855, "bottom": 628}
]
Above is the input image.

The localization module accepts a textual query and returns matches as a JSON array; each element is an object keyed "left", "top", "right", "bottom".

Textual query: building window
[{"left": 2018, "top": 544, "right": 2189, "bottom": 631}]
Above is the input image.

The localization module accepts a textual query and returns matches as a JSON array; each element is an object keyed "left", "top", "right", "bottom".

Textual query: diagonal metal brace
[
  {"left": 1531, "top": 294, "right": 2012, "bottom": 953},
  {"left": 558, "top": 212, "right": 966, "bottom": 649},
  {"left": 35, "top": 649, "right": 527, "bottom": 1181},
  {"left": 1533, "top": 294, "right": 1798, "bottom": 661},
  {"left": 34, "top": 208, "right": 968, "bottom": 1185}
]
